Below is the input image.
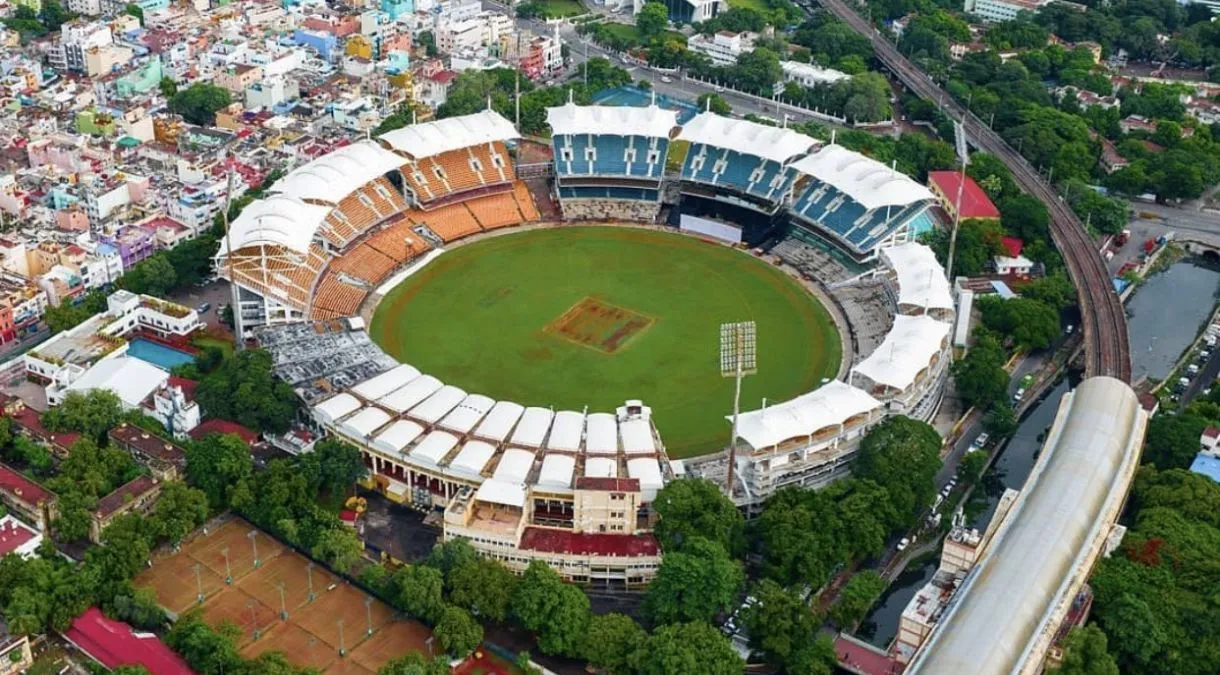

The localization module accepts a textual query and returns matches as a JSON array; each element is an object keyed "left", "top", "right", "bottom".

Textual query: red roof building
[
  {"left": 62, "top": 608, "right": 193, "bottom": 675},
  {"left": 1001, "top": 236, "right": 1024, "bottom": 258},
  {"left": 519, "top": 527, "right": 660, "bottom": 557},
  {"left": 0, "top": 515, "right": 40, "bottom": 558},
  {"left": 927, "top": 171, "right": 1001, "bottom": 221},
  {"left": 188, "top": 419, "right": 259, "bottom": 446},
  {"left": 0, "top": 462, "right": 56, "bottom": 531}
]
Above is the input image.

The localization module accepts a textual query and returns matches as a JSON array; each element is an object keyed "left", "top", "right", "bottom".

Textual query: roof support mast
[{"left": 222, "top": 160, "right": 244, "bottom": 350}]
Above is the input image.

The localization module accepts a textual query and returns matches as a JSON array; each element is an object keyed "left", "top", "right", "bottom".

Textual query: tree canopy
[
  {"left": 195, "top": 348, "right": 299, "bottom": 433},
  {"left": 651, "top": 478, "right": 745, "bottom": 555},
  {"left": 169, "top": 83, "right": 232, "bottom": 126}
]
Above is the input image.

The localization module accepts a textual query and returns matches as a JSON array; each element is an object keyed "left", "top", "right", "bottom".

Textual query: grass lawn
[
  {"left": 370, "top": 227, "right": 840, "bottom": 458},
  {"left": 192, "top": 334, "right": 234, "bottom": 358},
  {"left": 666, "top": 139, "right": 690, "bottom": 173},
  {"left": 727, "top": 0, "right": 770, "bottom": 10},
  {"left": 537, "top": 0, "right": 585, "bottom": 17},
  {"left": 597, "top": 22, "right": 686, "bottom": 45}
]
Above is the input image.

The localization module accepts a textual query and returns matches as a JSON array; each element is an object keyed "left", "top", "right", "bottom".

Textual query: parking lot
[{"left": 357, "top": 490, "right": 440, "bottom": 564}]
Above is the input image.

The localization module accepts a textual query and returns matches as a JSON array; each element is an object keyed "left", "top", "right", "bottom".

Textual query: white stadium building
[{"left": 222, "top": 105, "right": 960, "bottom": 577}]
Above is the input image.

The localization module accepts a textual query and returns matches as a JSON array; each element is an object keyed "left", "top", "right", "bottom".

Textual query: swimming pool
[
  {"left": 592, "top": 86, "right": 699, "bottom": 124},
  {"left": 126, "top": 338, "right": 196, "bottom": 371}
]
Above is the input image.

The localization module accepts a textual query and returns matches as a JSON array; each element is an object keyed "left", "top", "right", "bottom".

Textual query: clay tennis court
[
  {"left": 350, "top": 620, "right": 433, "bottom": 672},
  {"left": 295, "top": 583, "right": 394, "bottom": 651},
  {"left": 139, "top": 518, "right": 433, "bottom": 672},
  {"left": 186, "top": 522, "right": 286, "bottom": 581},
  {"left": 135, "top": 549, "right": 226, "bottom": 614},
  {"left": 236, "top": 554, "right": 336, "bottom": 616},
  {"left": 242, "top": 622, "right": 337, "bottom": 672},
  {"left": 199, "top": 587, "right": 278, "bottom": 647}
]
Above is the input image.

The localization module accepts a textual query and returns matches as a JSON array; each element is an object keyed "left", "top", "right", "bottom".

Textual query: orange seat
[{"left": 418, "top": 203, "right": 481, "bottom": 242}]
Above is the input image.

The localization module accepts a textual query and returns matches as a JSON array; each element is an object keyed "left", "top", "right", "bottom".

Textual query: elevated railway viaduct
[{"left": 815, "top": 0, "right": 1131, "bottom": 382}]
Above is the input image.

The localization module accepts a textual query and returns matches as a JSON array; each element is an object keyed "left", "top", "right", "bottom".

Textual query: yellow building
[{"left": 346, "top": 34, "right": 374, "bottom": 60}]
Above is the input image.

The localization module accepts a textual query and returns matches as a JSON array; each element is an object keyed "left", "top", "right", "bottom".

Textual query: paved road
[{"left": 482, "top": 2, "right": 845, "bottom": 124}]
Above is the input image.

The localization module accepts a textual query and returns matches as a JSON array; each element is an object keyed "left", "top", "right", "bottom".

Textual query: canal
[{"left": 855, "top": 256, "right": 1220, "bottom": 650}]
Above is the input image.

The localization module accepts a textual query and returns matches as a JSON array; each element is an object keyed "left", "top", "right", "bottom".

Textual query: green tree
[
  {"left": 696, "top": 93, "right": 732, "bottom": 115},
  {"left": 119, "top": 254, "right": 178, "bottom": 298},
  {"left": 148, "top": 481, "right": 209, "bottom": 544},
  {"left": 377, "top": 653, "right": 450, "bottom": 675},
  {"left": 392, "top": 564, "right": 446, "bottom": 624},
  {"left": 158, "top": 76, "right": 177, "bottom": 98},
  {"left": 124, "top": 3, "right": 144, "bottom": 24},
  {"left": 983, "top": 403, "right": 1019, "bottom": 437},
  {"left": 111, "top": 587, "right": 167, "bottom": 631},
  {"left": 434, "top": 605, "right": 483, "bottom": 657},
  {"left": 418, "top": 30, "right": 438, "bottom": 57},
  {"left": 426, "top": 537, "right": 479, "bottom": 581},
  {"left": 41, "top": 389, "right": 123, "bottom": 443},
  {"left": 447, "top": 558, "right": 516, "bottom": 622},
  {"left": 195, "top": 349, "right": 299, "bottom": 433},
  {"left": 757, "top": 487, "right": 848, "bottom": 587},
  {"left": 511, "top": 561, "right": 589, "bottom": 656},
  {"left": 632, "top": 621, "right": 744, "bottom": 675},
  {"left": 977, "top": 296, "right": 1061, "bottom": 351},
  {"left": 185, "top": 432, "right": 254, "bottom": 508},
  {"left": 740, "top": 579, "right": 818, "bottom": 667},
  {"left": 636, "top": 2, "right": 669, "bottom": 40},
  {"left": 953, "top": 332, "right": 1010, "bottom": 409},
  {"left": 1141, "top": 412, "right": 1214, "bottom": 471},
  {"left": 299, "top": 437, "right": 365, "bottom": 497},
  {"left": 651, "top": 478, "right": 744, "bottom": 555},
  {"left": 854, "top": 417, "right": 943, "bottom": 525},
  {"left": 829, "top": 571, "right": 886, "bottom": 628},
  {"left": 644, "top": 537, "right": 743, "bottom": 625},
  {"left": 1054, "top": 624, "right": 1119, "bottom": 675},
  {"left": 959, "top": 449, "right": 990, "bottom": 485},
  {"left": 582, "top": 613, "right": 647, "bottom": 675},
  {"left": 310, "top": 526, "right": 364, "bottom": 573},
  {"left": 169, "top": 83, "right": 233, "bottom": 126},
  {"left": 165, "top": 612, "right": 244, "bottom": 674}
]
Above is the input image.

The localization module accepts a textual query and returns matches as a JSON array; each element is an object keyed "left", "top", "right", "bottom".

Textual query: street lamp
[{"left": 720, "top": 321, "right": 757, "bottom": 496}]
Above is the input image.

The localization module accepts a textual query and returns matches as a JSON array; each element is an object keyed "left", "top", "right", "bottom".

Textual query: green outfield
[{"left": 370, "top": 227, "right": 840, "bottom": 457}]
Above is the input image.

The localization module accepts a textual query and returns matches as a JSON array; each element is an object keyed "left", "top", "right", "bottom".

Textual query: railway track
[{"left": 815, "top": 0, "right": 1131, "bottom": 382}]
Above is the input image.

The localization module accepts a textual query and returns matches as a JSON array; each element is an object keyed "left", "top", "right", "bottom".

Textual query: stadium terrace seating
[
  {"left": 312, "top": 272, "right": 369, "bottom": 318},
  {"left": 680, "top": 143, "right": 794, "bottom": 200},
  {"left": 327, "top": 244, "right": 397, "bottom": 286},
  {"left": 558, "top": 186, "right": 659, "bottom": 201},
  {"left": 513, "top": 182, "right": 540, "bottom": 221},
  {"left": 401, "top": 162, "right": 438, "bottom": 202},
  {"left": 366, "top": 219, "right": 432, "bottom": 263},
  {"left": 552, "top": 135, "right": 669, "bottom": 179},
  {"left": 561, "top": 198, "right": 661, "bottom": 222},
  {"left": 470, "top": 142, "right": 516, "bottom": 183},
  {"left": 227, "top": 244, "right": 330, "bottom": 313},
  {"left": 418, "top": 202, "right": 482, "bottom": 242},
  {"left": 338, "top": 192, "right": 380, "bottom": 232},
  {"left": 791, "top": 178, "right": 931, "bottom": 253},
  {"left": 466, "top": 192, "right": 523, "bottom": 230}
]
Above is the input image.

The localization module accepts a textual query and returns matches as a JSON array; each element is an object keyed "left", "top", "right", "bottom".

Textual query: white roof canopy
[
  {"left": 855, "top": 314, "right": 951, "bottom": 391},
  {"left": 339, "top": 406, "right": 391, "bottom": 440},
  {"left": 475, "top": 478, "right": 526, "bottom": 508},
  {"left": 882, "top": 243, "right": 953, "bottom": 311},
  {"left": 546, "top": 102, "right": 678, "bottom": 138},
  {"left": 438, "top": 394, "right": 495, "bottom": 434},
  {"left": 224, "top": 194, "right": 332, "bottom": 255},
  {"left": 372, "top": 419, "right": 426, "bottom": 456},
  {"left": 409, "top": 430, "right": 459, "bottom": 467},
  {"left": 473, "top": 401, "right": 525, "bottom": 443},
  {"left": 677, "top": 112, "right": 816, "bottom": 164},
  {"left": 410, "top": 385, "right": 467, "bottom": 424},
  {"left": 790, "top": 144, "right": 935, "bottom": 211},
  {"left": 270, "top": 140, "right": 405, "bottom": 203},
  {"left": 493, "top": 448, "right": 536, "bottom": 484},
  {"left": 380, "top": 110, "right": 519, "bottom": 159},
  {"left": 352, "top": 364, "right": 421, "bottom": 401},
  {"left": 733, "top": 381, "right": 882, "bottom": 450},
  {"left": 547, "top": 411, "right": 585, "bottom": 453},
  {"left": 510, "top": 407, "right": 554, "bottom": 449},
  {"left": 627, "top": 457, "right": 664, "bottom": 501},
  {"left": 537, "top": 454, "right": 576, "bottom": 490},
  {"left": 620, "top": 418, "right": 656, "bottom": 455},
  {"left": 313, "top": 392, "right": 361, "bottom": 425},
  {"left": 584, "top": 456, "right": 618, "bottom": 478},
  {"left": 447, "top": 440, "right": 496, "bottom": 480},
  {"left": 585, "top": 413, "right": 618, "bottom": 454},
  {"left": 379, "top": 375, "right": 443, "bottom": 413}
]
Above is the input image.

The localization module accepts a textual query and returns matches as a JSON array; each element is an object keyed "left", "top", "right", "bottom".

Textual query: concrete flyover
[
  {"left": 905, "top": 377, "right": 1148, "bottom": 674},
  {"left": 813, "top": 0, "right": 1131, "bottom": 383}
]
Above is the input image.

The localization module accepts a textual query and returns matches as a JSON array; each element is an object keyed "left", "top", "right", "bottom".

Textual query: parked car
[
  {"left": 660, "top": 76, "right": 672, "bottom": 83},
  {"left": 197, "top": 302, "right": 211, "bottom": 313},
  {"left": 897, "top": 537, "right": 910, "bottom": 551}
]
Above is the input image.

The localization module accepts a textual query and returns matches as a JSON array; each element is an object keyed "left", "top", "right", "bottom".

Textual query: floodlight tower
[
  {"left": 720, "top": 321, "right": 757, "bottom": 497},
  {"left": 945, "top": 121, "right": 970, "bottom": 285}
]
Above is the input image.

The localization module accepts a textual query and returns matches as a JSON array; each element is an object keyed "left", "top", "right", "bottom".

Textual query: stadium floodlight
[{"left": 720, "top": 322, "right": 757, "bottom": 495}]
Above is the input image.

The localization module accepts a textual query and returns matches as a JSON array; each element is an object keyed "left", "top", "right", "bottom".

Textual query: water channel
[{"left": 856, "top": 256, "right": 1220, "bottom": 650}]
